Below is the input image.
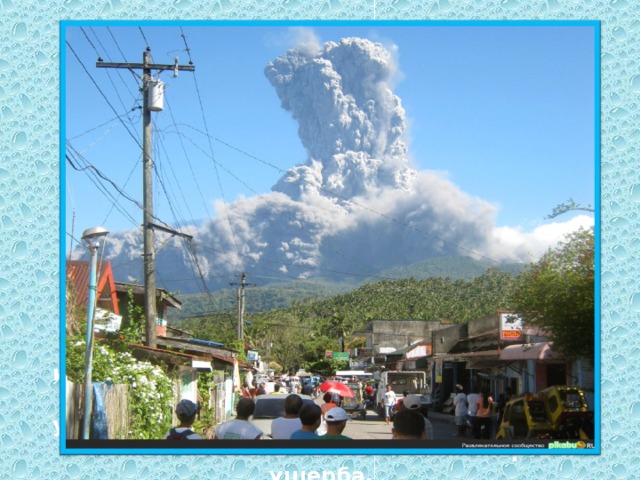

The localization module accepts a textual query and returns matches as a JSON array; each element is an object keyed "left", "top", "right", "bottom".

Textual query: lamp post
[{"left": 81, "top": 226, "right": 109, "bottom": 440}]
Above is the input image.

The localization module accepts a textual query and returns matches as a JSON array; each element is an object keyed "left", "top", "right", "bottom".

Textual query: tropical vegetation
[
  {"left": 177, "top": 266, "right": 520, "bottom": 373},
  {"left": 512, "top": 227, "right": 595, "bottom": 359}
]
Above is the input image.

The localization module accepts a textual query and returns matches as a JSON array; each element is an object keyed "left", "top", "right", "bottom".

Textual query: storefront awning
[{"left": 499, "top": 342, "right": 559, "bottom": 361}]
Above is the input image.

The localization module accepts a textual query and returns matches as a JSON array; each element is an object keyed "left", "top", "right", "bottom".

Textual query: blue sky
[{"left": 63, "top": 22, "right": 597, "bottom": 254}]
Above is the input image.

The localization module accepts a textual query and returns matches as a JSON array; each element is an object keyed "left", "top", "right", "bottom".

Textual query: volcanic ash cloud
[
  {"left": 96, "top": 36, "right": 589, "bottom": 291},
  {"left": 264, "top": 37, "right": 417, "bottom": 201}
]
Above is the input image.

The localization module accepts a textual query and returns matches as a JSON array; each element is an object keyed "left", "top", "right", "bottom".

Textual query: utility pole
[
  {"left": 230, "top": 272, "right": 257, "bottom": 341},
  {"left": 97, "top": 49, "right": 195, "bottom": 348}
]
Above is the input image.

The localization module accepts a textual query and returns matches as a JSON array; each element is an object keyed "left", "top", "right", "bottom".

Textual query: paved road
[{"left": 340, "top": 409, "right": 459, "bottom": 440}]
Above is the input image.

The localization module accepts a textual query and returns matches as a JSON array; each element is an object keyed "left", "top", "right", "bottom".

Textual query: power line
[
  {"left": 65, "top": 148, "right": 140, "bottom": 227},
  {"left": 80, "top": 27, "right": 136, "bottom": 125},
  {"left": 67, "top": 27, "right": 507, "bottom": 301},
  {"left": 178, "top": 123, "right": 503, "bottom": 265},
  {"left": 66, "top": 40, "right": 143, "bottom": 150},
  {"left": 192, "top": 70, "right": 244, "bottom": 271},
  {"left": 138, "top": 27, "right": 150, "bottom": 49},
  {"left": 166, "top": 126, "right": 385, "bottom": 280}
]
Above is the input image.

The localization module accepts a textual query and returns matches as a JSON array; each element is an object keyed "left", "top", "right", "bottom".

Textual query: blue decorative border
[
  {"left": 59, "top": 18, "right": 600, "bottom": 457},
  {"left": 2, "top": 1, "right": 635, "bottom": 477}
]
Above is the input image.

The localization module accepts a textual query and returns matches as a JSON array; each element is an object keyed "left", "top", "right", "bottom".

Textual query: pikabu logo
[{"left": 548, "top": 440, "right": 590, "bottom": 449}]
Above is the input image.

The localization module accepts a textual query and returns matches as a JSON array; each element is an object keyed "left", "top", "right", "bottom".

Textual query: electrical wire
[
  {"left": 66, "top": 27, "right": 509, "bottom": 301},
  {"left": 66, "top": 40, "right": 143, "bottom": 150}
]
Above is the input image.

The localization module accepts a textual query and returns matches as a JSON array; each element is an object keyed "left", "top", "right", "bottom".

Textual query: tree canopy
[
  {"left": 512, "top": 228, "right": 595, "bottom": 360},
  {"left": 179, "top": 268, "right": 519, "bottom": 373}
]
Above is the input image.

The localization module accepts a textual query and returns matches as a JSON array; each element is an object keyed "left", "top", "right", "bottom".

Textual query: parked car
[{"left": 251, "top": 394, "right": 316, "bottom": 439}]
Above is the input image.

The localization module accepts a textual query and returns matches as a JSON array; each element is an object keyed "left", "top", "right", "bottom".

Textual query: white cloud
[{"left": 490, "top": 215, "right": 595, "bottom": 263}]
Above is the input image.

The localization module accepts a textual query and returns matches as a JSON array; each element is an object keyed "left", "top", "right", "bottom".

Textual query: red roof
[{"left": 66, "top": 260, "right": 119, "bottom": 315}]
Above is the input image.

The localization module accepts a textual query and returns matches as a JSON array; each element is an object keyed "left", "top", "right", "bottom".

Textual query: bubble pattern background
[{"left": 1, "top": 0, "right": 638, "bottom": 478}]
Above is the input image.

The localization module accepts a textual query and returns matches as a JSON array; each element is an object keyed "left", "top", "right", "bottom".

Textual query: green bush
[{"left": 66, "top": 336, "right": 174, "bottom": 439}]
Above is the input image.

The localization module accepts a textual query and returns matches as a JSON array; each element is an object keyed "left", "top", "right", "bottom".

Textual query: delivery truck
[{"left": 375, "top": 370, "right": 431, "bottom": 417}]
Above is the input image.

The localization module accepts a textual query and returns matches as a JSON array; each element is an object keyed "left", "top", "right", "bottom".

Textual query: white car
[{"left": 251, "top": 394, "right": 316, "bottom": 439}]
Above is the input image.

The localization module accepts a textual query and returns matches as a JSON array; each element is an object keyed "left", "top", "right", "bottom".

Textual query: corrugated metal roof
[{"left": 66, "top": 260, "right": 119, "bottom": 314}]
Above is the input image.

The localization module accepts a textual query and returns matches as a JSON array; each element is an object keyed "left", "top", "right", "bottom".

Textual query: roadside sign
[{"left": 499, "top": 311, "right": 524, "bottom": 341}]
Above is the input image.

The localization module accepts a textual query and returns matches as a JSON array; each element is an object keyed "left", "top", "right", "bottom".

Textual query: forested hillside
[
  {"left": 169, "top": 279, "right": 355, "bottom": 321},
  {"left": 176, "top": 266, "right": 520, "bottom": 372},
  {"left": 170, "top": 256, "right": 524, "bottom": 321}
]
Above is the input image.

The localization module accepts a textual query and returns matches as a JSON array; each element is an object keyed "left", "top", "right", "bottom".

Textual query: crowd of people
[
  {"left": 450, "top": 383, "right": 504, "bottom": 439},
  {"left": 166, "top": 374, "right": 515, "bottom": 441},
  {"left": 166, "top": 395, "right": 354, "bottom": 441},
  {"left": 164, "top": 388, "right": 434, "bottom": 441}
]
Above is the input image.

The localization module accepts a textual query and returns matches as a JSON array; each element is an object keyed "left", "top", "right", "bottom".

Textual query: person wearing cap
[
  {"left": 316, "top": 407, "right": 352, "bottom": 440},
  {"left": 164, "top": 399, "right": 202, "bottom": 439},
  {"left": 453, "top": 384, "right": 467, "bottom": 437},
  {"left": 401, "top": 394, "right": 433, "bottom": 440},
  {"left": 395, "top": 389, "right": 410, "bottom": 412}
]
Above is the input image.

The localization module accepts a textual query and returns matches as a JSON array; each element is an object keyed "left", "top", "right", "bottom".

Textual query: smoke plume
[{"left": 86, "top": 36, "right": 593, "bottom": 292}]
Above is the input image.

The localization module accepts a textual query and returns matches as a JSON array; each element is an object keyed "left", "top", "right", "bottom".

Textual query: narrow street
[{"left": 338, "top": 409, "right": 457, "bottom": 440}]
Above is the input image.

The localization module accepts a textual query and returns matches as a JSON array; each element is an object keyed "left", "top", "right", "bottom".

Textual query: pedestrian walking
[
  {"left": 271, "top": 394, "right": 304, "bottom": 439},
  {"left": 466, "top": 384, "right": 480, "bottom": 438},
  {"left": 382, "top": 385, "right": 397, "bottom": 425},
  {"left": 164, "top": 399, "right": 202, "bottom": 440},
  {"left": 453, "top": 384, "right": 467, "bottom": 437},
  {"left": 214, "top": 398, "right": 263, "bottom": 440},
  {"left": 475, "top": 388, "right": 494, "bottom": 439}
]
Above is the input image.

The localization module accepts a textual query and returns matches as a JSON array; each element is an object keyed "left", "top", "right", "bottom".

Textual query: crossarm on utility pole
[
  {"left": 96, "top": 62, "right": 195, "bottom": 72},
  {"left": 95, "top": 48, "right": 195, "bottom": 349}
]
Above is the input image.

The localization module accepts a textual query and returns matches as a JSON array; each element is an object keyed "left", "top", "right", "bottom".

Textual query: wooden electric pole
[{"left": 97, "top": 48, "right": 195, "bottom": 348}]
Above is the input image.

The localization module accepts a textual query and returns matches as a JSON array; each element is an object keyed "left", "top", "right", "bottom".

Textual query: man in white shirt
[
  {"left": 383, "top": 385, "right": 397, "bottom": 425},
  {"left": 271, "top": 394, "right": 303, "bottom": 439},
  {"left": 466, "top": 386, "right": 480, "bottom": 439},
  {"left": 453, "top": 384, "right": 467, "bottom": 437},
  {"left": 214, "top": 398, "right": 263, "bottom": 440}
]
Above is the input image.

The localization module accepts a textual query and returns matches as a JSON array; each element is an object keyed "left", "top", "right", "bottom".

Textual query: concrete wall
[
  {"left": 467, "top": 314, "right": 499, "bottom": 337},
  {"left": 363, "top": 320, "right": 444, "bottom": 352},
  {"left": 431, "top": 323, "right": 467, "bottom": 355}
]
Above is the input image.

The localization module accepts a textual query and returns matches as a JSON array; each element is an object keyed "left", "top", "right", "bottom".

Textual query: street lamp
[{"left": 81, "top": 226, "right": 109, "bottom": 440}]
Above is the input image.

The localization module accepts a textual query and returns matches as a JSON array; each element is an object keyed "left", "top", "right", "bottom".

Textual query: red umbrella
[{"left": 319, "top": 381, "right": 354, "bottom": 398}]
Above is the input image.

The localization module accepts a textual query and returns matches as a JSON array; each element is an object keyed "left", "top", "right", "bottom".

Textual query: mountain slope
[{"left": 170, "top": 256, "right": 524, "bottom": 321}]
